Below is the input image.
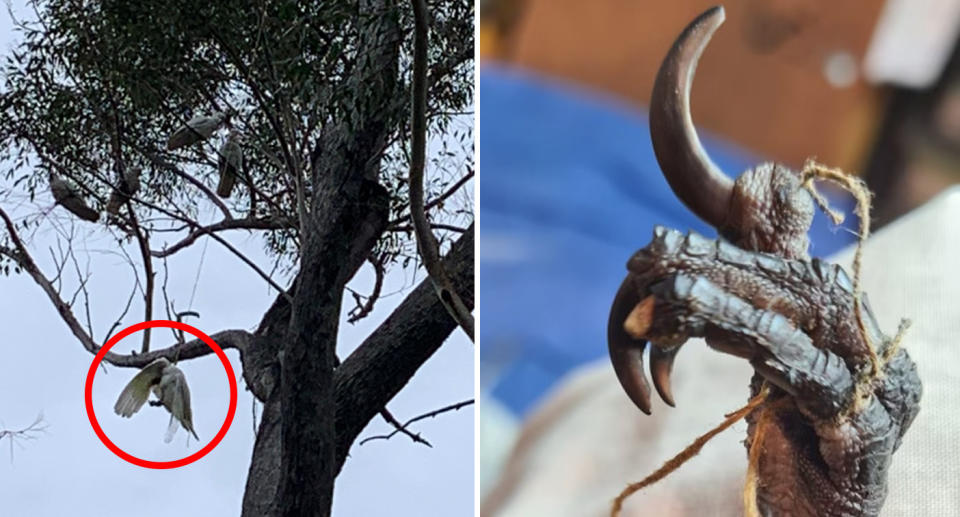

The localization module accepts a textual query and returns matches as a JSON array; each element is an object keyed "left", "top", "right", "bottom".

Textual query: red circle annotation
[{"left": 83, "top": 320, "right": 238, "bottom": 469}]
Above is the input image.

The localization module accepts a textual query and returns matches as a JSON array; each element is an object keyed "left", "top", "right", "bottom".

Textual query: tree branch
[
  {"left": 408, "top": 0, "right": 474, "bottom": 341},
  {"left": 205, "top": 230, "right": 290, "bottom": 298},
  {"left": 387, "top": 167, "right": 473, "bottom": 227},
  {"left": 152, "top": 217, "right": 291, "bottom": 258},
  {"left": 0, "top": 207, "right": 100, "bottom": 354},
  {"left": 347, "top": 254, "right": 386, "bottom": 324},
  {"left": 334, "top": 224, "right": 473, "bottom": 471},
  {"left": 0, "top": 413, "right": 48, "bottom": 461},
  {"left": 123, "top": 196, "right": 155, "bottom": 353},
  {"left": 359, "top": 400, "right": 474, "bottom": 447},
  {"left": 363, "top": 407, "right": 433, "bottom": 448},
  {"left": 3, "top": 205, "right": 252, "bottom": 368},
  {"left": 140, "top": 150, "right": 234, "bottom": 220},
  {"left": 388, "top": 223, "right": 467, "bottom": 233},
  {"left": 104, "top": 329, "right": 253, "bottom": 368}
]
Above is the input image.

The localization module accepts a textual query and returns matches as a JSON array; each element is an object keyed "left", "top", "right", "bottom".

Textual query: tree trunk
[{"left": 241, "top": 226, "right": 474, "bottom": 516}]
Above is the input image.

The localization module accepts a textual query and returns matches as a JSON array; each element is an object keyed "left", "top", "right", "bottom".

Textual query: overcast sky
[{"left": 0, "top": 4, "right": 475, "bottom": 516}]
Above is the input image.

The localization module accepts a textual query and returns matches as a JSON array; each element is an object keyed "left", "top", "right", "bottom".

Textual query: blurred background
[{"left": 477, "top": 0, "right": 960, "bottom": 505}]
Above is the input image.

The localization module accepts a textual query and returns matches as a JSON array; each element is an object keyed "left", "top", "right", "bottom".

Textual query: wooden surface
[{"left": 485, "top": 0, "right": 889, "bottom": 172}]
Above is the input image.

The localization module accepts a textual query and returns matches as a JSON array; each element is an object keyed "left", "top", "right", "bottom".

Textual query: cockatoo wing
[
  {"left": 158, "top": 365, "right": 199, "bottom": 441},
  {"left": 49, "top": 176, "right": 72, "bottom": 202},
  {"left": 166, "top": 113, "right": 225, "bottom": 150},
  {"left": 106, "top": 167, "right": 141, "bottom": 216},
  {"left": 217, "top": 137, "right": 241, "bottom": 198},
  {"left": 114, "top": 359, "right": 167, "bottom": 417},
  {"left": 105, "top": 191, "right": 124, "bottom": 216},
  {"left": 59, "top": 197, "right": 100, "bottom": 222}
]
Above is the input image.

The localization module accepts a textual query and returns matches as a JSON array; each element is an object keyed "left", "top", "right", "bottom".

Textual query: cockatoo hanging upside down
[{"left": 114, "top": 357, "right": 199, "bottom": 442}]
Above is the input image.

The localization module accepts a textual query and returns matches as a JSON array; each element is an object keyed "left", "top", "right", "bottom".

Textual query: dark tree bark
[
  {"left": 241, "top": 226, "right": 474, "bottom": 515},
  {"left": 275, "top": 2, "right": 401, "bottom": 513}
]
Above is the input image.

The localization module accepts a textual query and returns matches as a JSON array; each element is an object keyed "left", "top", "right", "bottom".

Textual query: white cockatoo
[
  {"left": 166, "top": 112, "right": 227, "bottom": 151},
  {"left": 217, "top": 130, "right": 242, "bottom": 198},
  {"left": 49, "top": 173, "right": 99, "bottom": 222},
  {"left": 114, "top": 357, "right": 199, "bottom": 442},
  {"left": 105, "top": 166, "right": 142, "bottom": 216}
]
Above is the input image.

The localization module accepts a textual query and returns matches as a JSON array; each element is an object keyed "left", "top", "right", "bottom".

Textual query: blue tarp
[{"left": 478, "top": 65, "right": 857, "bottom": 416}]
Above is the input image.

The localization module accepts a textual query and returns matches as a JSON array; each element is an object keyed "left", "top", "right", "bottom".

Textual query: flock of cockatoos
[
  {"left": 42, "top": 113, "right": 237, "bottom": 442},
  {"left": 47, "top": 111, "right": 241, "bottom": 222}
]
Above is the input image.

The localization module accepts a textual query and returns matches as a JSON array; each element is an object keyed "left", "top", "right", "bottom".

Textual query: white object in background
[
  {"left": 478, "top": 397, "right": 520, "bottom": 499},
  {"left": 482, "top": 186, "right": 960, "bottom": 517},
  {"left": 863, "top": 0, "right": 960, "bottom": 89}
]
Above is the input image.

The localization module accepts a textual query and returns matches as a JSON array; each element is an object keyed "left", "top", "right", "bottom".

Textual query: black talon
[{"left": 649, "top": 345, "right": 680, "bottom": 407}]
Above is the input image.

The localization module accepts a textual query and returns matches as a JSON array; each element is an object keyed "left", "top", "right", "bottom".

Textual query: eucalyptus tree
[{"left": 0, "top": 0, "right": 474, "bottom": 515}]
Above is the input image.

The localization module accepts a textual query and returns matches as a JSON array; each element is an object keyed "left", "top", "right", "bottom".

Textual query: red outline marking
[{"left": 84, "top": 320, "right": 238, "bottom": 469}]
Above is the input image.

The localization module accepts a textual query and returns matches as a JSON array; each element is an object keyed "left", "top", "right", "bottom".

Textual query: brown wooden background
[{"left": 482, "top": 0, "right": 889, "bottom": 173}]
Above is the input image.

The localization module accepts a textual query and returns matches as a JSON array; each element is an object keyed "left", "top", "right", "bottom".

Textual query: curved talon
[
  {"left": 609, "top": 283, "right": 683, "bottom": 411},
  {"left": 608, "top": 278, "right": 653, "bottom": 414},
  {"left": 650, "top": 5, "right": 733, "bottom": 229},
  {"left": 650, "top": 345, "right": 680, "bottom": 407},
  {"left": 606, "top": 6, "right": 920, "bottom": 513}
]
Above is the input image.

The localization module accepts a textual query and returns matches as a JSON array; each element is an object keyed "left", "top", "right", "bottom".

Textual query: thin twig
[
  {"left": 388, "top": 223, "right": 467, "bottom": 234},
  {"left": 0, "top": 413, "right": 48, "bottom": 462},
  {"left": 377, "top": 407, "right": 432, "bottom": 447},
  {"left": 358, "top": 399, "right": 474, "bottom": 446},
  {"left": 124, "top": 190, "right": 154, "bottom": 353},
  {"left": 205, "top": 230, "right": 289, "bottom": 297},
  {"left": 151, "top": 217, "right": 290, "bottom": 258},
  {"left": 65, "top": 239, "right": 95, "bottom": 339},
  {"left": 387, "top": 167, "right": 473, "bottom": 226},
  {"left": 347, "top": 254, "right": 386, "bottom": 324},
  {"left": 0, "top": 207, "right": 100, "bottom": 354}
]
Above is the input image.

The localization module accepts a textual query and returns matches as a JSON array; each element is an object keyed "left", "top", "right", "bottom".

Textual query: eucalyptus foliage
[{"left": 0, "top": 0, "right": 473, "bottom": 275}]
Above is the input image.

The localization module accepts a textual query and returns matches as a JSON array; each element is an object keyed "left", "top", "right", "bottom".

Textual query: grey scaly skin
[{"left": 607, "top": 6, "right": 922, "bottom": 516}]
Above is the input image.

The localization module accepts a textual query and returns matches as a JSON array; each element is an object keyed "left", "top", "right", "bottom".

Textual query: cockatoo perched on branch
[
  {"left": 49, "top": 174, "right": 99, "bottom": 222},
  {"left": 217, "top": 130, "right": 242, "bottom": 198},
  {"left": 114, "top": 357, "right": 199, "bottom": 442},
  {"left": 105, "top": 166, "right": 142, "bottom": 216},
  {"left": 166, "top": 112, "right": 227, "bottom": 151}
]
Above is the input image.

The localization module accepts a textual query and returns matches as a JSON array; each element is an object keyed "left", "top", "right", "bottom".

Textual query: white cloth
[{"left": 482, "top": 186, "right": 960, "bottom": 517}]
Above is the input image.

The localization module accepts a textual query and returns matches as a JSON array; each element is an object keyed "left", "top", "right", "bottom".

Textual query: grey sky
[{"left": 0, "top": 3, "right": 474, "bottom": 516}]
